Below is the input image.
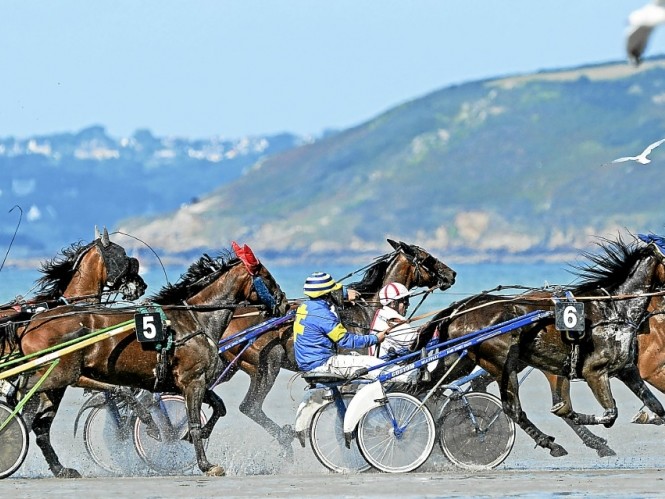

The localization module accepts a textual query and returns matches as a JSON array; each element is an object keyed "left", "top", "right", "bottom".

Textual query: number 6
[{"left": 563, "top": 305, "right": 578, "bottom": 329}]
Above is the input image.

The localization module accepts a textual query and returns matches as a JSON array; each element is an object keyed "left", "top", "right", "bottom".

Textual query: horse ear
[
  {"left": 101, "top": 227, "right": 110, "bottom": 247},
  {"left": 387, "top": 239, "right": 399, "bottom": 250},
  {"left": 399, "top": 241, "right": 415, "bottom": 256},
  {"left": 95, "top": 225, "right": 101, "bottom": 240}
]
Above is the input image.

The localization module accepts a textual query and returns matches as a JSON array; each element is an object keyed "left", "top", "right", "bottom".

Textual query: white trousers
[{"left": 311, "top": 354, "right": 418, "bottom": 383}]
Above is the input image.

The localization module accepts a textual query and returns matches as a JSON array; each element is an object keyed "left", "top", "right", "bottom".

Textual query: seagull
[
  {"left": 611, "top": 138, "right": 665, "bottom": 165},
  {"left": 626, "top": 0, "right": 665, "bottom": 65}
]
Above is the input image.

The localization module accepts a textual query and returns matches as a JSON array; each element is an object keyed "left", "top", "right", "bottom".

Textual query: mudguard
[
  {"left": 343, "top": 381, "right": 385, "bottom": 438},
  {"left": 73, "top": 391, "right": 109, "bottom": 437},
  {"left": 294, "top": 388, "right": 328, "bottom": 443}
]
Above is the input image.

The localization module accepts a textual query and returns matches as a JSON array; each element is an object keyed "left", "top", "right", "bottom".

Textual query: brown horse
[
  {"left": 12, "top": 244, "right": 287, "bottom": 477},
  {"left": 216, "top": 239, "right": 457, "bottom": 458},
  {"left": 0, "top": 228, "right": 146, "bottom": 324},
  {"left": 416, "top": 236, "right": 665, "bottom": 457}
]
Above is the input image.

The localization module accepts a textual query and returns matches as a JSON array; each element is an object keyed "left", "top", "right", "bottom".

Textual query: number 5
[{"left": 142, "top": 315, "right": 157, "bottom": 339}]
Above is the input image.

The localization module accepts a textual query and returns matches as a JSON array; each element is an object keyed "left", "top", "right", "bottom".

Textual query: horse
[
  {"left": 415, "top": 235, "right": 665, "bottom": 457},
  {"left": 10, "top": 243, "right": 287, "bottom": 477},
  {"left": 572, "top": 233, "right": 665, "bottom": 426},
  {"left": 0, "top": 227, "right": 146, "bottom": 325},
  {"left": 216, "top": 239, "right": 457, "bottom": 458}
]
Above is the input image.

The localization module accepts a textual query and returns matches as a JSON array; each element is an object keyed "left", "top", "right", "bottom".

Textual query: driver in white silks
[
  {"left": 369, "top": 282, "right": 417, "bottom": 359},
  {"left": 369, "top": 282, "right": 438, "bottom": 378}
]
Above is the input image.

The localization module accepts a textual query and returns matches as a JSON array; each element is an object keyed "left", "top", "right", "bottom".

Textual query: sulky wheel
[
  {"left": 356, "top": 392, "right": 435, "bottom": 473},
  {"left": 0, "top": 402, "right": 29, "bottom": 479},
  {"left": 438, "top": 391, "right": 515, "bottom": 469}
]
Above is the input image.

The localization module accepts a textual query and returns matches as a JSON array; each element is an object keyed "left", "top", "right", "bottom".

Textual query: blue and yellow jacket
[{"left": 293, "top": 298, "right": 379, "bottom": 371}]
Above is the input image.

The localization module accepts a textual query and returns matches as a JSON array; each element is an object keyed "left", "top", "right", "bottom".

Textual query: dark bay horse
[
  {"left": 0, "top": 227, "right": 146, "bottom": 324},
  {"left": 12, "top": 244, "right": 287, "bottom": 477},
  {"left": 216, "top": 239, "right": 457, "bottom": 457},
  {"left": 416, "top": 236, "right": 665, "bottom": 457}
]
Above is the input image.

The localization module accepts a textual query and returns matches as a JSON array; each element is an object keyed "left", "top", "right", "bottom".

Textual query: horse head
[
  {"left": 35, "top": 230, "right": 147, "bottom": 303},
  {"left": 92, "top": 228, "right": 147, "bottom": 301},
  {"left": 232, "top": 242, "right": 288, "bottom": 316},
  {"left": 638, "top": 233, "right": 665, "bottom": 289},
  {"left": 387, "top": 239, "right": 456, "bottom": 291}
]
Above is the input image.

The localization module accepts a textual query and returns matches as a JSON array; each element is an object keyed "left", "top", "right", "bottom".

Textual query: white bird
[
  {"left": 611, "top": 138, "right": 665, "bottom": 164},
  {"left": 626, "top": 0, "right": 665, "bottom": 65}
]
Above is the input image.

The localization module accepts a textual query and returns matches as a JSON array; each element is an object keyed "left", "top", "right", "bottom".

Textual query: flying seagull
[
  {"left": 611, "top": 138, "right": 665, "bottom": 165},
  {"left": 626, "top": 0, "right": 665, "bottom": 65}
]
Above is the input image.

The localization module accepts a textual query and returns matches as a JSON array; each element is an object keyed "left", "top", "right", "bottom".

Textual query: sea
[
  {"left": 0, "top": 261, "right": 578, "bottom": 311},
  {"left": 3, "top": 261, "right": 664, "bottom": 481}
]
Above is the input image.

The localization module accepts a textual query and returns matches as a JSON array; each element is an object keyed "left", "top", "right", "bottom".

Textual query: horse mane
[
  {"left": 33, "top": 241, "right": 94, "bottom": 300},
  {"left": 347, "top": 252, "right": 393, "bottom": 294},
  {"left": 150, "top": 250, "right": 239, "bottom": 304},
  {"left": 570, "top": 236, "right": 650, "bottom": 293}
]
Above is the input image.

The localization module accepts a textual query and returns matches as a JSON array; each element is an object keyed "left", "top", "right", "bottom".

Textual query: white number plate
[{"left": 554, "top": 302, "right": 585, "bottom": 332}]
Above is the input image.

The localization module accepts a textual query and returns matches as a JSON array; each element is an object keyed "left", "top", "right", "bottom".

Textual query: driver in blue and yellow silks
[{"left": 293, "top": 272, "right": 387, "bottom": 378}]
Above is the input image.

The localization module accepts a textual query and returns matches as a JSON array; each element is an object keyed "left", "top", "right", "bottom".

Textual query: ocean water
[{"left": 0, "top": 260, "right": 578, "bottom": 310}]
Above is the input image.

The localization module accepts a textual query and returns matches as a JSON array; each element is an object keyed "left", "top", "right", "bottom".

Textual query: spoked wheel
[
  {"left": 83, "top": 399, "right": 139, "bottom": 474},
  {"left": 133, "top": 394, "right": 207, "bottom": 474},
  {"left": 438, "top": 392, "right": 516, "bottom": 470},
  {"left": 356, "top": 392, "right": 435, "bottom": 473},
  {"left": 310, "top": 394, "right": 371, "bottom": 473},
  {"left": 0, "top": 402, "right": 28, "bottom": 479}
]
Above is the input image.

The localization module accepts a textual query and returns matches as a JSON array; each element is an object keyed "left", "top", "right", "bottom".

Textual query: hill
[{"left": 117, "top": 58, "right": 665, "bottom": 265}]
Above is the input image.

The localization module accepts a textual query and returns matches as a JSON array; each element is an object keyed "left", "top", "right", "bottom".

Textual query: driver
[
  {"left": 293, "top": 272, "right": 386, "bottom": 377},
  {"left": 369, "top": 282, "right": 418, "bottom": 359}
]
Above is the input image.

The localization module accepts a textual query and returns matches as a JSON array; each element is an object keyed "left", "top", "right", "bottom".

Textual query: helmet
[
  {"left": 379, "top": 282, "right": 410, "bottom": 306},
  {"left": 303, "top": 272, "right": 342, "bottom": 298}
]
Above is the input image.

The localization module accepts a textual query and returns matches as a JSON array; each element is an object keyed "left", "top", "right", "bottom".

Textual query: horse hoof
[
  {"left": 205, "top": 465, "right": 226, "bottom": 476},
  {"left": 549, "top": 445, "right": 568, "bottom": 458},
  {"left": 631, "top": 410, "right": 650, "bottom": 424},
  {"left": 597, "top": 447, "right": 617, "bottom": 458},
  {"left": 550, "top": 402, "right": 567, "bottom": 416},
  {"left": 56, "top": 468, "right": 82, "bottom": 478}
]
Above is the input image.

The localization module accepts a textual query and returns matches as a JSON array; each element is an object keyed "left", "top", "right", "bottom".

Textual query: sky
[{"left": 2, "top": 1, "right": 663, "bottom": 140}]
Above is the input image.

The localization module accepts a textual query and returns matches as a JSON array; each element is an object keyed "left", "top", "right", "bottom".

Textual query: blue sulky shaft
[
  {"left": 217, "top": 310, "right": 295, "bottom": 354},
  {"left": 357, "top": 309, "right": 553, "bottom": 382}
]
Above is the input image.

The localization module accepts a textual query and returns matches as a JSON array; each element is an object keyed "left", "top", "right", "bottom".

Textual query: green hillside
[{"left": 119, "top": 59, "right": 665, "bottom": 264}]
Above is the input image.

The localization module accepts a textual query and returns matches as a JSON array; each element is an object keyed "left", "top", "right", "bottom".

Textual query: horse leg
[
  {"left": 238, "top": 347, "right": 295, "bottom": 459},
  {"left": 200, "top": 389, "right": 227, "bottom": 439},
  {"left": 184, "top": 377, "right": 225, "bottom": 476},
  {"left": 493, "top": 350, "right": 567, "bottom": 457},
  {"left": 26, "top": 389, "right": 82, "bottom": 478},
  {"left": 618, "top": 365, "right": 665, "bottom": 419},
  {"left": 567, "top": 369, "right": 618, "bottom": 427},
  {"left": 543, "top": 372, "right": 616, "bottom": 457}
]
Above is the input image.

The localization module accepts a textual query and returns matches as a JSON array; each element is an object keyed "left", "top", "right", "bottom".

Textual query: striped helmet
[
  {"left": 379, "top": 282, "right": 410, "bottom": 306},
  {"left": 303, "top": 272, "right": 342, "bottom": 298}
]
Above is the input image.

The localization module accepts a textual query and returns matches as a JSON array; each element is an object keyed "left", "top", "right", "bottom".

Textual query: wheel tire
[
  {"left": 438, "top": 392, "right": 515, "bottom": 469},
  {"left": 133, "top": 394, "right": 207, "bottom": 474},
  {"left": 83, "top": 401, "right": 139, "bottom": 474},
  {"left": 0, "top": 402, "right": 28, "bottom": 479},
  {"left": 357, "top": 392, "right": 435, "bottom": 473},
  {"left": 310, "top": 394, "right": 371, "bottom": 473}
]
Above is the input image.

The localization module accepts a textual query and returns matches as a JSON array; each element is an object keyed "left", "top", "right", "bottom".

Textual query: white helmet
[{"left": 379, "top": 282, "right": 410, "bottom": 306}]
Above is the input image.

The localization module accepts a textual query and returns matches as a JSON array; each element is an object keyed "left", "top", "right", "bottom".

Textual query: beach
[{"left": 5, "top": 368, "right": 665, "bottom": 498}]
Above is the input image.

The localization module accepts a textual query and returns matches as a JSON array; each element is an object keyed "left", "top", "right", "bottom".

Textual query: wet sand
[
  {"left": 7, "top": 468, "right": 665, "bottom": 498},
  {"left": 5, "top": 370, "right": 665, "bottom": 497}
]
